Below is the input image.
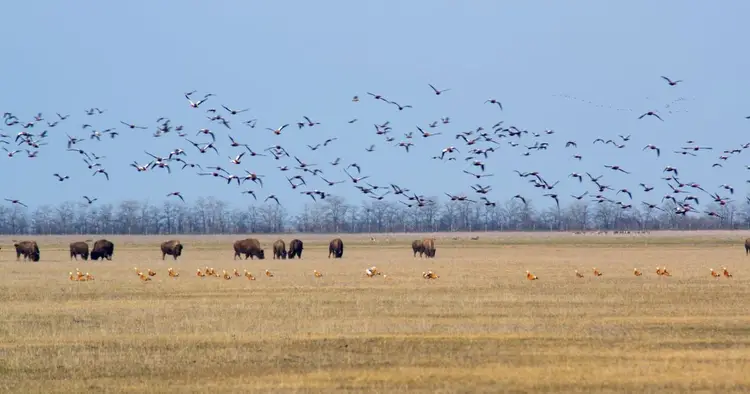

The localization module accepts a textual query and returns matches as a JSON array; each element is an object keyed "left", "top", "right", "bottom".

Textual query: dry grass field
[{"left": 1, "top": 231, "right": 750, "bottom": 393}]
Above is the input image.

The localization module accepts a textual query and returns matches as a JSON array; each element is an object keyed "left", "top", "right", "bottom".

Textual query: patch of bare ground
[{"left": 1, "top": 232, "right": 749, "bottom": 392}]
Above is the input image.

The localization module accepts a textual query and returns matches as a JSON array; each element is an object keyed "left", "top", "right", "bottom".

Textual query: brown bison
[
  {"left": 233, "top": 238, "right": 265, "bottom": 260},
  {"left": 272, "top": 239, "right": 287, "bottom": 259},
  {"left": 422, "top": 238, "right": 436, "bottom": 258},
  {"left": 161, "top": 240, "right": 183, "bottom": 260},
  {"left": 14, "top": 240, "right": 40, "bottom": 262},
  {"left": 288, "top": 239, "right": 304, "bottom": 259},
  {"left": 70, "top": 241, "right": 90, "bottom": 260},
  {"left": 412, "top": 239, "right": 425, "bottom": 257},
  {"left": 91, "top": 239, "right": 114, "bottom": 261},
  {"left": 745, "top": 238, "right": 750, "bottom": 255},
  {"left": 328, "top": 238, "right": 344, "bottom": 258}
]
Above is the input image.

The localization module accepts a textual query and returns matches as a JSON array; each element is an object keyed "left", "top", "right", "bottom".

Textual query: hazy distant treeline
[{"left": 0, "top": 196, "right": 746, "bottom": 235}]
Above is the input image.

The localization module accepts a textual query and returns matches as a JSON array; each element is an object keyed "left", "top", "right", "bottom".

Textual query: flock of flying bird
[{"left": 0, "top": 76, "right": 747, "bottom": 219}]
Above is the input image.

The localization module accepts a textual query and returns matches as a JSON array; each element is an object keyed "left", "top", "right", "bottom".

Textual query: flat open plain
[{"left": 1, "top": 231, "right": 750, "bottom": 393}]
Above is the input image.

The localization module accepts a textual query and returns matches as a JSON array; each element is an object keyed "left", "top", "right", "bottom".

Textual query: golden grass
[{"left": 1, "top": 232, "right": 750, "bottom": 393}]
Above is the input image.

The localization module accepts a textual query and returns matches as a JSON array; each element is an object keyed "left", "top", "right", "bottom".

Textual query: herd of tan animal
[
  {"left": 68, "top": 265, "right": 442, "bottom": 282},
  {"left": 71, "top": 264, "right": 734, "bottom": 283},
  {"left": 527, "top": 266, "right": 734, "bottom": 281}
]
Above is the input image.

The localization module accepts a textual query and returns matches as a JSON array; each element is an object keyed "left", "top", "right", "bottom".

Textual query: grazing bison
[
  {"left": 14, "top": 240, "right": 40, "bottom": 262},
  {"left": 70, "top": 241, "right": 90, "bottom": 260},
  {"left": 412, "top": 239, "right": 426, "bottom": 257},
  {"left": 422, "top": 238, "right": 436, "bottom": 258},
  {"left": 233, "top": 238, "right": 265, "bottom": 260},
  {"left": 90, "top": 239, "right": 114, "bottom": 261},
  {"left": 288, "top": 239, "right": 304, "bottom": 259},
  {"left": 328, "top": 238, "right": 344, "bottom": 258},
  {"left": 272, "top": 239, "right": 287, "bottom": 259},
  {"left": 161, "top": 240, "right": 183, "bottom": 260}
]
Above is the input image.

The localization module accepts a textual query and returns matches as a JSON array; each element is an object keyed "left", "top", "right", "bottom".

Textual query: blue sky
[{"left": 1, "top": 1, "right": 749, "bottom": 212}]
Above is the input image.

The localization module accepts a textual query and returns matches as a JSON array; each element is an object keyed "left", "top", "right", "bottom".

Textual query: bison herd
[
  {"left": 69, "top": 239, "right": 115, "bottom": 261},
  {"left": 10, "top": 237, "right": 438, "bottom": 261}
]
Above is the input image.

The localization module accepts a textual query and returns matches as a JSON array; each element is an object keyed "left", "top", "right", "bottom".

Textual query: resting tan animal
[
  {"left": 365, "top": 266, "right": 381, "bottom": 277},
  {"left": 422, "top": 271, "right": 439, "bottom": 279}
]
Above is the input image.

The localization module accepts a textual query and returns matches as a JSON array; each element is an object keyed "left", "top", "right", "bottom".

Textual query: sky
[{"left": 1, "top": 1, "right": 749, "bottom": 214}]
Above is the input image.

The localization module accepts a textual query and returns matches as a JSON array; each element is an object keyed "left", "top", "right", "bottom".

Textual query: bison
[
  {"left": 328, "top": 238, "right": 344, "bottom": 258},
  {"left": 90, "top": 239, "right": 114, "bottom": 261},
  {"left": 14, "top": 240, "right": 40, "bottom": 262},
  {"left": 70, "top": 241, "right": 90, "bottom": 260},
  {"left": 288, "top": 239, "right": 304, "bottom": 259},
  {"left": 422, "top": 238, "right": 436, "bottom": 258},
  {"left": 412, "top": 239, "right": 425, "bottom": 257},
  {"left": 273, "top": 239, "right": 287, "bottom": 259},
  {"left": 233, "top": 238, "right": 265, "bottom": 260},
  {"left": 161, "top": 240, "right": 183, "bottom": 260}
]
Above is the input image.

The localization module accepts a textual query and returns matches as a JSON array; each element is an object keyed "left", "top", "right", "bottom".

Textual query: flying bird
[
  {"left": 82, "top": 196, "right": 98, "bottom": 204},
  {"left": 4, "top": 199, "right": 28, "bottom": 208},
  {"left": 661, "top": 76, "right": 683, "bottom": 86},
  {"left": 428, "top": 84, "right": 451, "bottom": 95},
  {"left": 484, "top": 99, "right": 502, "bottom": 109},
  {"left": 638, "top": 111, "right": 663, "bottom": 121},
  {"left": 120, "top": 121, "right": 148, "bottom": 130}
]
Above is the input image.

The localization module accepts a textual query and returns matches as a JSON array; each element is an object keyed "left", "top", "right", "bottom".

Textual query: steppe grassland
[{"left": 1, "top": 231, "right": 750, "bottom": 393}]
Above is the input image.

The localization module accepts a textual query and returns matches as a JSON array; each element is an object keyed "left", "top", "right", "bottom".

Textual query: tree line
[{"left": 0, "top": 196, "right": 747, "bottom": 235}]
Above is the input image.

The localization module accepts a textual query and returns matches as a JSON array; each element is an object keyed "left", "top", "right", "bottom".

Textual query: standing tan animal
[
  {"left": 412, "top": 239, "right": 425, "bottom": 257},
  {"left": 272, "top": 239, "right": 287, "bottom": 259},
  {"left": 161, "top": 240, "right": 184, "bottom": 260},
  {"left": 422, "top": 238, "right": 436, "bottom": 258},
  {"left": 328, "top": 238, "right": 344, "bottom": 258},
  {"left": 287, "top": 239, "right": 304, "bottom": 259},
  {"left": 90, "top": 239, "right": 114, "bottom": 260},
  {"left": 233, "top": 238, "right": 265, "bottom": 260},
  {"left": 69, "top": 241, "right": 90, "bottom": 260},
  {"left": 14, "top": 240, "right": 40, "bottom": 262}
]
